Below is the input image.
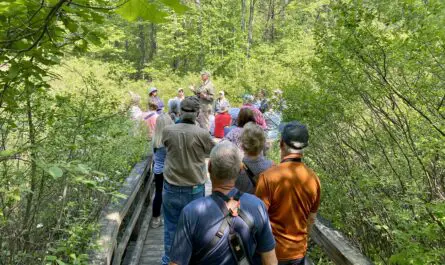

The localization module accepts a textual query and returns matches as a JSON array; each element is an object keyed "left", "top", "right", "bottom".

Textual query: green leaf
[
  {"left": 0, "top": 149, "right": 18, "bottom": 158},
  {"left": 116, "top": 0, "right": 168, "bottom": 22},
  {"left": 48, "top": 166, "right": 63, "bottom": 179},
  {"left": 77, "top": 164, "right": 89, "bottom": 175},
  {"left": 56, "top": 260, "right": 67, "bottom": 265},
  {"left": 45, "top": 255, "right": 57, "bottom": 261},
  {"left": 159, "top": 0, "right": 188, "bottom": 13},
  {"left": 87, "top": 33, "right": 102, "bottom": 46}
]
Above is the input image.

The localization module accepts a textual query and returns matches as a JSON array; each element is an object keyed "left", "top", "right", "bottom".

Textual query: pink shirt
[
  {"left": 241, "top": 104, "right": 267, "bottom": 129},
  {"left": 144, "top": 111, "right": 159, "bottom": 138}
]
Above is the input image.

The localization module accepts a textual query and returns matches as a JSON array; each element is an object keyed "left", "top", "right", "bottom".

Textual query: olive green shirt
[
  {"left": 197, "top": 79, "right": 215, "bottom": 105},
  {"left": 162, "top": 123, "right": 215, "bottom": 186}
]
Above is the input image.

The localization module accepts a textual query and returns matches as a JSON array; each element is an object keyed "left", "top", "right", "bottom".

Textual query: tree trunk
[
  {"left": 196, "top": 0, "right": 204, "bottom": 68},
  {"left": 247, "top": 0, "right": 255, "bottom": 58},
  {"left": 23, "top": 87, "right": 37, "bottom": 248},
  {"left": 241, "top": 0, "right": 246, "bottom": 31},
  {"left": 281, "top": 0, "right": 290, "bottom": 18},
  {"left": 264, "top": 0, "right": 276, "bottom": 41},
  {"left": 137, "top": 22, "right": 146, "bottom": 80},
  {"left": 148, "top": 22, "right": 157, "bottom": 62}
]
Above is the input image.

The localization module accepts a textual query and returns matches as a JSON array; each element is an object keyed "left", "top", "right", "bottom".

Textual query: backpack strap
[
  {"left": 193, "top": 190, "right": 255, "bottom": 262},
  {"left": 193, "top": 193, "right": 231, "bottom": 261},
  {"left": 243, "top": 163, "right": 257, "bottom": 187},
  {"left": 144, "top": 112, "right": 156, "bottom": 120}
]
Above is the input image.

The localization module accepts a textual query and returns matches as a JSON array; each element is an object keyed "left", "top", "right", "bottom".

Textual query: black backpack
[{"left": 192, "top": 191, "right": 256, "bottom": 265}]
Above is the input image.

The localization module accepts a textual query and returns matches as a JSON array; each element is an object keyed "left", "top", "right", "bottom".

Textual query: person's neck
[
  {"left": 280, "top": 149, "right": 290, "bottom": 160},
  {"left": 212, "top": 181, "right": 235, "bottom": 195},
  {"left": 245, "top": 153, "right": 260, "bottom": 160},
  {"left": 280, "top": 150, "right": 303, "bottom": 160}
]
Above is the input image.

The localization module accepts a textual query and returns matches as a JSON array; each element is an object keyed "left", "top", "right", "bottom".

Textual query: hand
[{"left": 200, "top": 93, "right": 208, "bottom": 100}]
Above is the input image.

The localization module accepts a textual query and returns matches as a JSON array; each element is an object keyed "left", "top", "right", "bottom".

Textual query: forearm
[
  {"left": 261, "top": 249, "right": 278, "bottom": 265},
  {"left": 307, "top": 212, "right": 317, "bottom": 234}
]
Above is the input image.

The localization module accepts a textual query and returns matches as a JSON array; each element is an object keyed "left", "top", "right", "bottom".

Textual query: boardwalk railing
[
  {"left": 311, "top": 219, "right": 374, "bottom": 265},
  {"left": 90, "top": 157, "right": 373, "bottom": 265},
  {"left": 89, "top": 157, "right": 153, "bottom": 265}
]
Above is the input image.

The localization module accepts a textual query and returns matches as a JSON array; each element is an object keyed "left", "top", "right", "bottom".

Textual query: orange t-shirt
[{"left": 255, "top": 154, "right": 321, "bottom": 261}]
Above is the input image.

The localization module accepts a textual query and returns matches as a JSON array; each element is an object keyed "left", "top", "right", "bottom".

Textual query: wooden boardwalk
[{"left": 123, "top": 161, "right": 212, "bottom": 265}]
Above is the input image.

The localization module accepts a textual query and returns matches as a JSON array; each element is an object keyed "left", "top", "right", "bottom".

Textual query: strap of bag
[
  {"left": 193, "top": 191, "right": 255, "bottom": 262},
  {"left": 193, "top": 194, "right": 231, "bottom": 261},
  {"left": 144, "top": 112, "right": 156, "bottom": 120},
  {"left": 243, "top": 163, "right": 257, "bottom": 187}
]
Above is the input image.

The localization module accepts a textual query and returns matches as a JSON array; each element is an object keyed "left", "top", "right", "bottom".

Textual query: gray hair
[
  {"left": 283, "top": 142, "right": 304, "bottom": 154},
  {"left": 209, "top": 141, "right": 242, "bottom": 181},
  {"left": 129, "top": 92, "right": 141, "bottom": 105},
  {"left": 241, "top": 122, "right": 265, "bottom": 156},
  {"left": 152, "top": 114, "right": 173, "bottom": 148}
]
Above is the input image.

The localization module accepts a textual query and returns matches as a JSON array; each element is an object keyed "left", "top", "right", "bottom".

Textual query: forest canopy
[{"left": 0, "top": 0, "right": 444, "bottom": 264}]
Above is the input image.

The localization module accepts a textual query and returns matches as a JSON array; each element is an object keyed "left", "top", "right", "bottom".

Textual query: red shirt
[{"left": 214, "top": 112, "right": 232, "bottom": 138}]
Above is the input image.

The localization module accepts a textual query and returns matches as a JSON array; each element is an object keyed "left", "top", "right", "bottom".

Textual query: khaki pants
[{"left": 197, "top": 103, "right": 212, "bottom": 130}]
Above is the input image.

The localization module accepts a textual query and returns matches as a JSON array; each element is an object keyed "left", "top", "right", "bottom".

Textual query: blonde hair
[{"left": 152, "top": 114, "right": 173, "bottom": 148}]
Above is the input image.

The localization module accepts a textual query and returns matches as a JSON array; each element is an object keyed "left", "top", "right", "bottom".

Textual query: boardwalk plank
[{"left": 126, "top": 159, "right": 211, "bottom": 265}]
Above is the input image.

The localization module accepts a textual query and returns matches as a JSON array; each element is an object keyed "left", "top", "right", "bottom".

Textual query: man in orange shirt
[{"left": 255, "top": 121, "right": 321, "bottom": 265}]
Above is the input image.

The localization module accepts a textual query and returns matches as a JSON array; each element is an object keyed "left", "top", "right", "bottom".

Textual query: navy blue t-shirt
[{"left": 169, "top": 188, "right": 276, "bottom": 265}]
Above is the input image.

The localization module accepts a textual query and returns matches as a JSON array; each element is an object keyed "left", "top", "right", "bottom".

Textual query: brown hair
[
  {"left": 237, "top": 108, "right": 256, "bottom": 128},
  {"left": 241, "top": 122, "right": 265, "bottom": 156},
  {"left": 148, "top": 100, "right": 158, "bottom": 111}
]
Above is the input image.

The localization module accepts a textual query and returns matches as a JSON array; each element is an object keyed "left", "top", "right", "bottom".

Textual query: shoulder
[
  {"left": 240, "top": 193, "right": 268, "bottom": 215},
  {"left": 306, "top": 165, "right": 321, "bottom": 187},
  {"left": 163, "top": 124, "right": 176, "bottom": 131},
  {"left": 260, "top": 164, "right": 281, "bottom": 180},
  {"left": 182, "top": 196, "right": 215, "bottom": 217}
]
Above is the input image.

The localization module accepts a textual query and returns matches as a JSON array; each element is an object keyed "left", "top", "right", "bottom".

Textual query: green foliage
[
  {"left": 2, "top": 0, "right": 444, "bottom": 264},
  {"left": 0, "top": 57, "right": 148, "bottom": 264}
]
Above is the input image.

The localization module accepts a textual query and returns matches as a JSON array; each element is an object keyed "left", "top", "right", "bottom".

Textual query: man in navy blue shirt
[{"left": 168, "top": 141, "right": 278, "bottom": 265}]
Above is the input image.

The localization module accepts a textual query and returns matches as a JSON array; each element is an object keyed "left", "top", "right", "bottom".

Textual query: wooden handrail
[
  {"left": 89, "top": 157, "right": 153, "bottom": 265},
  {"left": 89, "top": 156, "right": 373, "bottom": 265},
  {"left": 311, "top": 218, "right": 374, "bottom": 265}
]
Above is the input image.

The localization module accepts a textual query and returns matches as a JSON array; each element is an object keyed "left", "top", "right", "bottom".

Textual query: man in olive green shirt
[
  {"left": 191, "top": 71, "right": 215, "bottom": 130},
  {"left": 161, "top": 96, "right": 215, "bottom": 265}
]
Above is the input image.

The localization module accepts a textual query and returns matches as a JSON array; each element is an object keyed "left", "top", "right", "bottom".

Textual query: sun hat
[
  {"left": 148, "top": 87, "right": 158, "bottom": 95},
  {"left": 243, "top": 94, "right": 254, "bottom": 104},
  {"left": 218, "top": 102, "right": 230, "bottom": 113},
  {"left": 200, "top": 70, "right": 211, "bottom": 76}
]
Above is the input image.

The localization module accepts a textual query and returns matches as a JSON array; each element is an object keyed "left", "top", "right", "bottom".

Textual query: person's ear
[{"left": 279, "top": 139, "right": 284, "bottom": 149}]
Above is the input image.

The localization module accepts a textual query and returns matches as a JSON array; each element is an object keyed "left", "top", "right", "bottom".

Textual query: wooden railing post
[
  {"left": 89, "top": 157, "right": 153, "bottom": 265},
  {"left": 310, "top": 218, "right": 374, "bottom": 265}
]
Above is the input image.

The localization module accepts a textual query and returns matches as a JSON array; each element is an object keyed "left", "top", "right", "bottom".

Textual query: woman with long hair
[
  {"left": 150, "top": 113, "right": 174, "bottom": 228},
  {"left": 224, "top": 108, "right": 256, "bottom": 149}
]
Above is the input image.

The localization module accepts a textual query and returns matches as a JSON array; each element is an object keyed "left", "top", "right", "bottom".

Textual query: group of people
[{"left": 128, "top": 72, "right": 320, "bottom": 265}]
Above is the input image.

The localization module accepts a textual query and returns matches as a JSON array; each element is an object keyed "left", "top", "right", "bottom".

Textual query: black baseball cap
[
  {"left": 278, "top": 121, "right": 309, "bottom": 149},
  {"left": 180, "top": 96, "right": 200, "bottom": 112}
]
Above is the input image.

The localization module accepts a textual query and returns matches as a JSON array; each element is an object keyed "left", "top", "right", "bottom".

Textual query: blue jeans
[
  {"left": 161, "top": 181, "right": 205, "bottom": 265},
  {"left": 278, "top": 257, "right": 305, "bottom": 265}
]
